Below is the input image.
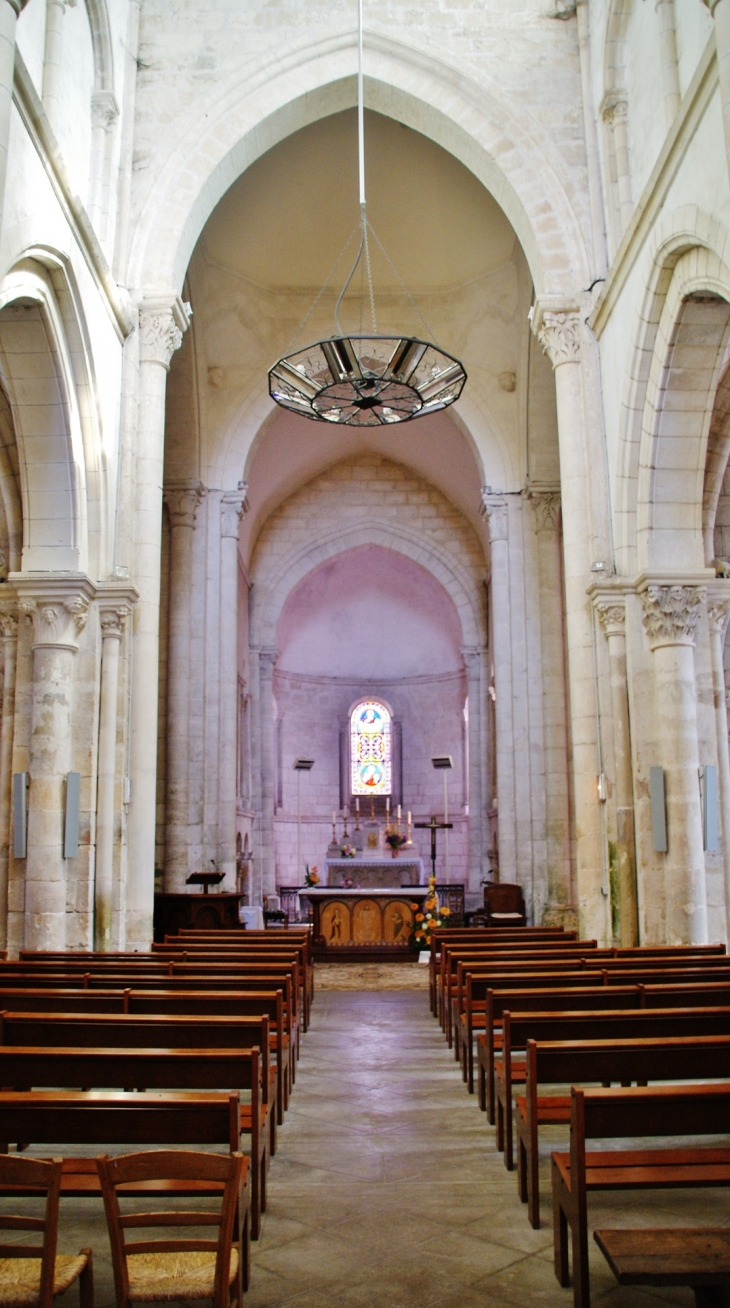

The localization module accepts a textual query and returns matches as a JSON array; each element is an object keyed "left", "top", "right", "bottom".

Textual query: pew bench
[
  {"left": 474, "top": 985, "right": 642, "bottom": 1117},
  {"left": 0, "top": 1011, "right": 278, "bottom": 1155},
  {"left": 552, "top": 1082, "right": 730, "bottom": 1308},
  {"left": 0, "top": 1044, "right": 268, "bottom": 1240},
  {"left": 594, "top": 1227, "right": 730, "bottom": 1308},
  {"left": 0, "top": 1089, "right": 251, "bottom": 1290},
  {"left": 509, "top": 1026, "right": 730, "bottom": 1227}
]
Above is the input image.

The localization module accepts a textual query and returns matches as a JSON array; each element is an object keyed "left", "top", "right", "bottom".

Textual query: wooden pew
[
  {"left": 0, "top": 987, "right": 290, "bottom": 1121},
  {"left": 428, "top": 928, "right": 575, "bottom": 1014},
  {"left": 0, "top": 1010, "right": 278, "bottom": 1155},
  {"left": 504, "top": 1013, "right": 730, "bottom": 1214},
  {"left": 0, "top": 1090, "right": 251, "bottom": 1290},
  {"left": 552, "top": 1082, "right": 730, "bottom": 1308},
  {"left": 474, "top": 984, "right": 642, "bottom": 1117},
  {"left": 455, "top": 960, "right": 730, "bottom": 1086},
  {"left": 450, "top": 947, "right": 728, "bottom": 1053},
  {"left": 593, "top": 1226, "right": 730, "bottom": 1307},
  {"left": 0, "top": 1045, "right": 268, "bottom": 1240}
]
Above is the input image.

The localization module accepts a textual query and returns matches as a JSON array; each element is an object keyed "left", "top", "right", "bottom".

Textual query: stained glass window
[{"left": 350, "top": 700, "right": 392, "bottom": 796}]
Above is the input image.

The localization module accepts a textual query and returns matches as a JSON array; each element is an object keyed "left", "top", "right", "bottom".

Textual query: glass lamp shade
[{"left": 268, "top": 334, "right": 466, "bottom": 426}]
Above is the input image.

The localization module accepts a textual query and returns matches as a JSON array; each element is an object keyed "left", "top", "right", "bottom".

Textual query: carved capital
[
  {"left": 596, "top": 600, "right": 626, "bottom": 638},
  {"left": 601, "top": 92, "right": 629, "bottom": 126},
  {"left": 99, "top": 605, "right": 130, "bottom": 640},
  {"left": 164, "top": 484, "right": 203, "bottom": 530},
  {"left": 702, "top": 0, "right": 722, "bottom": 15},
  {"left": 221, "top": 484, "right": 249, "bottom": 539},
  {"left": 0, "top": 604, "right": 18, "bottom": 639},
  {"left": 537, "top": 310, "right": 581, "bottom": 368},
  {"left": 708, "top": 598, "right": 730, "bottom": 638},
  {"left": 91, "top": 91, "right": 119, "bottom": 132},
  {"left": 640, "top": 584, "right": 706, "bottom": 649},
  {"left": 6, "top": 0, "right": 31, "bottom": 13},
  {"left": 138, "top": 297, "right": 191, "bottom": 370},
  {"left": 259, "top": 647, "right": 277, "bottom": 677},
  {"left": 19, "top": 591, "right": 90, "bottom": 651},
  {"left": 480, "top": 489, "right": 508, "bottom": 542},
  {"left": 530, "top": 491, "right": 561, "bottom": 533}
]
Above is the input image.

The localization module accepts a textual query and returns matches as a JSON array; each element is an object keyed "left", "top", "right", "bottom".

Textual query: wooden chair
[
  {"left": 96, "top": 1150, "right": 243, "bottom": 1308},
  {"left": 0, "top": 1155, "right": 93, "bottom": 1308},
  {"left": 483, "top": 883, "right": 526, "bottom": 927}
]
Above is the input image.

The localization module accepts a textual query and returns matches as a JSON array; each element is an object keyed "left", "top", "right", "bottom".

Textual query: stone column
[
  {"left": 532, "top": 491, "right": 573, "bottom": 925},
  {"left": 218, "top": 487, "right": 248, "bottom": 890},
  {"left": 41, "top": 0, "right": 67, "bottom": 123},
  {"left": 461, "top": 645, "right": 486, "bottom": 894},
  {"left": 704, "top": 1, "right": 730, "bottom": 166},
  {"left": 535, "top": 306, "right": 606, "bottom": 942},
  {"left": 88, "top": 91, "right": 119, "bottom": 242},
  {"left": 163, "top": 483, "right": 203, "bottom": 892},
  {"left": 595, "top": 597, "right": 639, "bottom": 945},
  {"left": 639, "top": 582, "right": 708, "bottom": 943},
  {"left": 480, "top": 492, "right": 516, "bottom": 882},
  {"left": 126, "top": 297, "right": 189, "bottom": 947},
  {"left": 258, "top": 647, "right": 277, "bottom": 901},
  {"left": 0, "top": 0, "right": 27, "bottom": 234},
  {"left": 0, "top": 601, "right": 16, "bottom": 951},
  {"left": 17, "top": 582, "right": 91, "bottom": 950},
  {"left": 707, "top": 593, "right": 730, "bottom": 938},
  {"left": 95, "top": 603, "right": 130, "bottom": 950},
  {"left": 656, "top": 0, "right": 681, "bottom": 127},
  {"left": 601, "top": 95, "right": 633, "bottom": 237}
]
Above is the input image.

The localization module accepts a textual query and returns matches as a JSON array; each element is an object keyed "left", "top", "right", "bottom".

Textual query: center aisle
[{"left": 249, "top": 989, "right": 556, "bottom": 1308}]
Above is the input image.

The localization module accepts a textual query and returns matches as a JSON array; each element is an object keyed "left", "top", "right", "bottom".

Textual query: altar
[
  {"left": 301, "top": 886, "right": 430, "bottom": 956},
  {"left": 325, "top": 857, "right": 425, "bottom": 888}
]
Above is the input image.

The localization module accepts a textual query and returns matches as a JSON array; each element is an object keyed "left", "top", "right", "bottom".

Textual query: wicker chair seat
[
  {"left": 0, "top": 1254, "right": 90, "bottom": 1308},
  {"left": 126, "top": 1249, "right": 239, "bottom": 1301}
]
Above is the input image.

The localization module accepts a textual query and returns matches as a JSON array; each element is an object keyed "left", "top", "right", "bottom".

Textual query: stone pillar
[
  {"left": 707, "top": 593, "right": 730, "bottom": 939},
  {"left": 126, "top": 297, "right": 189, "bottom": 947},
  {"left": 532, "top": 491, "right": 573, "bottom": 925},
  {"left": 218, "top": 487, "right": 248, "bottom": 890},
  {"left": 595, "top": 597, "right": 639, "bottom": 945},
  {"left": 480, "top": 492, "right": 515, "bottom": 882},
  {"left": 95, "top": 603, "right": 130, "bottom": 950},
  {"left": 704, "top": 1, "right": 730, "bottom": 166},
  {"left": 88, "top": 91, "right": 119, "bottom": 242},
  {"left": 0, "top": 601, "right": 16, "bottom": 951},
  {"left": 639, "top": 582, "right": 708, "bottom": 943},
  {"left": 656, "top": 0, "right": 681, "bottom": 127},
  {"left": 41, "top": 0, "right": 67, "bottom": 123},
  {"left": 0, "top": 0, "right": 27, "bottom": 234},
  {"left": 601, "top": 95, "right": 633, "bottom": 237},
  {"left": 163, "top": 483, "right": 203, "bottom": 892},
  {"left": 461, "top": 645, "right": 486, "bottom": 894},
  {"left": 17, "top": 582, "right": 91, "bottom": 950},
  {"left": 258, "top": 647, "right": 277, "bottom": 901},
  {"left": 535, "top": 306, "right": 606, "bottom": 942}
]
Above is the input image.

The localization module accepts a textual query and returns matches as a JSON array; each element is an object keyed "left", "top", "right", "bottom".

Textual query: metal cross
[{"left": 414, "top": 816, "right": 453, "bottom": 881}]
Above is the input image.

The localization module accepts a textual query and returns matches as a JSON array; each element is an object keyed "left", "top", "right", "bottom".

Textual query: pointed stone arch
[{"left": 127, "top": 31, "right": 589, "bottom": 302}]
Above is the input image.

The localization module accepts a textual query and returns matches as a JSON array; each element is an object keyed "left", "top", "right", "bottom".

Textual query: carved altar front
[{"left": 301, "top": 886, "right": 429, "bottom": 954}]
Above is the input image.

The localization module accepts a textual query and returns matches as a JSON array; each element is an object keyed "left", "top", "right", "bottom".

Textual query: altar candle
[
  {"left": 355, "top": 798, "right": 359, "bottom": 814},
  {"left": 332, "top": 811, "right": 336, "bottom": 825},
  {"left": 397, "top": 804, "right": 401, "bottom": 820},
  {"left": 386, "top": 797, "right": 390, "bottom": 815}
]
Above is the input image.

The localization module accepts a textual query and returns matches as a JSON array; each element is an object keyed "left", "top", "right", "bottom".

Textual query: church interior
[{"left": 0, "top": 0, "right": 730, "bottom": 1304}]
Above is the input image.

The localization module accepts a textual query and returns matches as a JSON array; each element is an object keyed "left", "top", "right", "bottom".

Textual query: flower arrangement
[
  {"left": 385, "top": 829, "right": 407, "bottom": 854},
  {"left": 304, "top": 865, "right": 320, "bottom": 887},
  {"left": 340, "top": 844, "right": 356, "bottom": 859},
  {"left": 411, "top": 875, "right": 450, "bottom": 949}
]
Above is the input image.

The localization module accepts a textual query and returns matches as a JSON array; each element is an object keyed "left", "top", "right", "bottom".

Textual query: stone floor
[{"left": 5, "top": 988, "right": 728, "bottom": 1307}]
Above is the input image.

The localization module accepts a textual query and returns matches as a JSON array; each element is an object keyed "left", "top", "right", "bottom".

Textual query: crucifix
[{"left": 414, "top": 816, "right": 453, "bottom": 882}]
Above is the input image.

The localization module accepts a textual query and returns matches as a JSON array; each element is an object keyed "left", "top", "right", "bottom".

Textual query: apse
[
  {"left": 271, "top": 545, "right": 469, "bottom": 883},
  {"left": 276, "top": 545, "right": 464, "bottom": 680}
]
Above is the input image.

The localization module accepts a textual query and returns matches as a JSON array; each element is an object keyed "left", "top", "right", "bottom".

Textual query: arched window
[{"left": 350, "top": 700, "right": 392, "bottom": 796}]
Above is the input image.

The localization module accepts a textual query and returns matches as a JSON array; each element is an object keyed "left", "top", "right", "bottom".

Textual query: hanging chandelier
[{"left": 267, "top": 1, "right": 466, "bottom": 427}]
